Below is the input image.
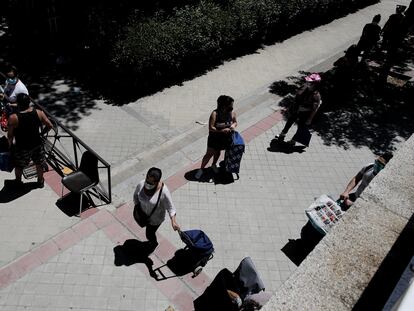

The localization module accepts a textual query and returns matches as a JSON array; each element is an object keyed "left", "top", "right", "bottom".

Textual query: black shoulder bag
[{"left": 133, "top": 183, "right": 164, "bottom": 228}]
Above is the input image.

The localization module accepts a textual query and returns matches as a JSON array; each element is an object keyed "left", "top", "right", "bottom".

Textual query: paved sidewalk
[
  {"left": 0, "top": 106, "right": 385, "bottom": 310},
  {"left": 0, "top": 0, "right": 411, "bottom": 309},
  {"left": 38, "top": 0, "right": 408, "bottom": 184}
]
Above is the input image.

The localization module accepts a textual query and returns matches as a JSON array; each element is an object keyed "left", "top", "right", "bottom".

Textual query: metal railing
[{"left": 35, "top": 102, "right": 112, "bottom": 205}]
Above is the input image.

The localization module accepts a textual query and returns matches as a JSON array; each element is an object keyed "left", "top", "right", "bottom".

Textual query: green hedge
[{"left": 113, "top": 0, "right": 378, "bottom": 95}]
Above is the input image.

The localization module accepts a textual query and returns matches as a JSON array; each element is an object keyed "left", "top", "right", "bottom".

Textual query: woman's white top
[{"left": 133, "top": 180, "right": 176, "bottom": 226}]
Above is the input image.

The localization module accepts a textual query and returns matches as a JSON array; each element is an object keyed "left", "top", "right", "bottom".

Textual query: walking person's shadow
[
  {"left": 267, "top": 138, "right": 306, "bottom": 154},
  {"left": 185, "top": 167, "right": 235, "bottom": 185},
  {"left": 185, "top": 169, "right": 213, "bottom": 183},
  {"left": 113, "top": 239, "right": 157, "bottom": 277}
]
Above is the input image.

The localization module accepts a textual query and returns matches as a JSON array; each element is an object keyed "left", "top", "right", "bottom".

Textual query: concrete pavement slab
[{"left": 0, "top": 170, "right": 78, "bottom": 268}]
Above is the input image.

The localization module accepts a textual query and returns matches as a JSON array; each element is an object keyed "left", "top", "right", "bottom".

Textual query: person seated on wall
[{"left": 340, "top": 152, "right": 393, "bottom": 209}]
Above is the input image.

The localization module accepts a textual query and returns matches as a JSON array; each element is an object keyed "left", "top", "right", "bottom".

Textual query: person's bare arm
[
  {"left": 37, "top": 110, "right": 53, "bottom": 133},
  {"left": 170, "top": 214, "right": 180, "bottom": 231},
  {"left": 229, "top": 111, "right": 238, "bottom": 130},
  {"left": 340, "top": 171, "right": 363, "bottom": 200},
  {"left": 208, "top": 111, "right": 218, "bottom": 132}
]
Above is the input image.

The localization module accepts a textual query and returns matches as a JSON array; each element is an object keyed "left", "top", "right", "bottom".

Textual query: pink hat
[{"left": 305, "top": 73, "right": 321, "bottom": 82}]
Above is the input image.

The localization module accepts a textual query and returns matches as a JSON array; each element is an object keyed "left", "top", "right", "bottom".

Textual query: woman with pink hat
[{"left": 275, "top": 73, "right": 322, "bottom": 146}]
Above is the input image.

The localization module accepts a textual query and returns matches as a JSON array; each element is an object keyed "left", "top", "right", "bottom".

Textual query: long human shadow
[
  {"left": 269, "top": 37, "right": 414, "bottom": 154},
  {"left": 185, "top": 167, "right": 236, "bottom": 185},
  {"left": 113, "top": 239, "right": 157, "bottom": 277},
  {"left": 0, "top": 180, "right": 39, "bottom": 203},
  {"left": 267, "top": 138, "right": 306, "bottom": 154}
]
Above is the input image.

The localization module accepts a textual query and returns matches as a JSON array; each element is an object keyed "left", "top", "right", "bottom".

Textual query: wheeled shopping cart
[{"left": 178, "top": 229, "right": 214, "bottom": 277}]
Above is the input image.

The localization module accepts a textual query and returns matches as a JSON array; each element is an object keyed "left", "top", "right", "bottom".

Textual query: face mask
[
  {"left": 144, "top": 181, "right": 156, "bottom": 190},
  {"left": 7, "top": 78, "right": 17, "bottom": 85},
  {"left": 373, "top": 160, "right": 385, "bottom": 175}
]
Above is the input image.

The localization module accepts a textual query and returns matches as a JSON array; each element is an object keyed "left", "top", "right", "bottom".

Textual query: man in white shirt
[
  {"left": 340, "top": 152, "right": 393, "bottom": 208},
  {"left": 1, "top": 65, "right": 29, "bottom": 108}
]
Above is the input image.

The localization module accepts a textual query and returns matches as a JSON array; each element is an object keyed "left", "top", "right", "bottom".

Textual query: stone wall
[{"left": 263, "top": 135, "right": 414, "bottom": 310}]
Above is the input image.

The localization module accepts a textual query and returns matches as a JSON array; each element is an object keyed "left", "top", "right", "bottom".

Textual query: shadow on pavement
[
  {"left": 152, "top": 247, "right": 208, "bottom": 280},
  {"left": 185, "top": 167, "right": 236, "bottom": 185},
  {"left": 55, "top": 192, "right": 93, "bottom": 217},
  {"left": 213, "top": 166, "right": 235, "bottom": 185},
  {"left": 167, "top": 248, "right": 203, "bottom": 276},
  {"left": 185, "top": 169, "right": 213, "bottom": 183},
  {"left": 0, "top": 180, "right": 39, "bottom": 203},
  {"left": 281, "top": 221, "right": 324, "bottom": 266},
  {"left": 267, "top": 139, "right": 307, "bottom": 154},
  {"left": 113, "top": 239, "right": 156, "bottom": 276}
]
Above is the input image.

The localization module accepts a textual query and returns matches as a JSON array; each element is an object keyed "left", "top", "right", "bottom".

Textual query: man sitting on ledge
[{"left": 340, "top": 152, "right": 393, "bottom": 209}]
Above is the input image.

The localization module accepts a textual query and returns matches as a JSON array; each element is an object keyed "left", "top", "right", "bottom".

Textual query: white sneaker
[
  {"left": 194, "top": 169, "right": 203, "bottom": 179},
  {"left": 276, "top": 133, "right": 286, "bottom": 141},
  {"left": 211, "top": 164, "right": 219, "bottom": 174}
]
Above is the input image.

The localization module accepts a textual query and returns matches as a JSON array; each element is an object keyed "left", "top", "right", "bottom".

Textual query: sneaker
[
  {"left": 287, "top": 139, "right": 296, "bottom": 146},
  {"left": 211, "top": 164, "right": 219, "bottom": 174},
  {"left": 276, "top": 133, "right": 286, "bottom": 141},
  {"left": 194, "top": 169, "right": 203, "bottom": 179}
]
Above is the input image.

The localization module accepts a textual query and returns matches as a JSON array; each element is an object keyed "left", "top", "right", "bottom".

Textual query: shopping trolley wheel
[{"left": 192, "top": 266, "right": 203, "bottom": 278}]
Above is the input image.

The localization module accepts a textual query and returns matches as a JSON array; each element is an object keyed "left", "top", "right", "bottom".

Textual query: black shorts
[
  {"left": 13, "top": 145, "right": 45, "bottom": 168},
  {"left": 207, "top": 132, "right": 231, "bottom": 151}
]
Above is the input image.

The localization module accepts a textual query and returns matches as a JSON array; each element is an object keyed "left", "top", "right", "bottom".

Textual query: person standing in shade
[
  {"left": 356, "top": 14, "right": 382, "bottom": 60},
  {"left": 340, "top": 152, "right": 393, "bottom": 209},
  {"left": 133, "top": 167, "right": 180, "bottom": 248},
  {"left": 7, "top": 93, "right": 53, "bottom": 187},
  {"left": 195, "top": 95, "right": 237, "bottom": 179},
  {"left": 381, "top": 5, "right": 406, "bottom": 52},
  {"left": 275, "top": 73, "right": 322, "bottom": 145}
]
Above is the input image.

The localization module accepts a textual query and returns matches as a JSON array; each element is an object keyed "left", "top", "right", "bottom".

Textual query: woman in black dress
[{"left": 195, "top": 95, "right": 237, "bottom": 179}]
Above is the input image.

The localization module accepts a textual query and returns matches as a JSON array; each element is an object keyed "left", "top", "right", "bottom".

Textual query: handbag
[
  {"left": 133, "top": 183, "right": 164, "bottom": 228},
  {"left": 231, "top": 131, "right": 245, "bottom": 146},
  {"left": 292, "top": 125, "right": 312, "bottom": 147}
]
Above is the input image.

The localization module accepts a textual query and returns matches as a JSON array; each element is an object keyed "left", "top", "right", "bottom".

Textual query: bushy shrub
[{"left": 113, "top": 0, "right": 378, "bottom": 96}]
